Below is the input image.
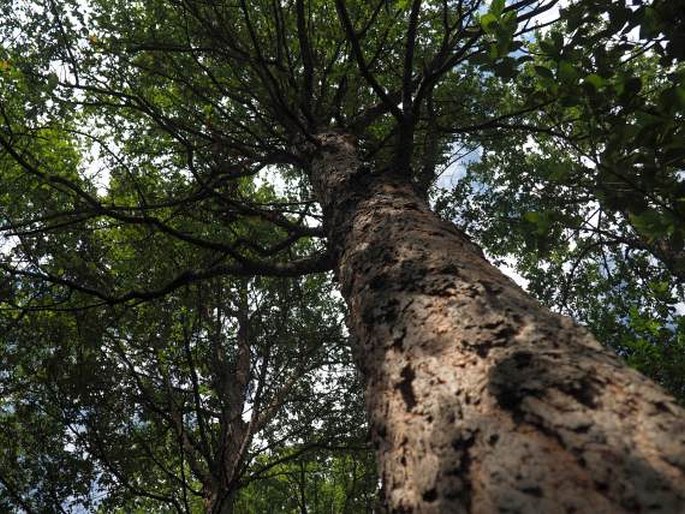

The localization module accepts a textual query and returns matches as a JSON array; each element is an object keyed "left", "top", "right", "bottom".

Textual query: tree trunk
[
  {"left": 204, "top": 486, "right": 237, "bottom": 514},
  {"left": 310, "top": 132, "right": 685, "bottom": 513}
]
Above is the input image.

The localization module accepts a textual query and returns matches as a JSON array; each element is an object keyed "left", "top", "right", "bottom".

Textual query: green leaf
[
  {"left": 558, "top": 60, "right": 577, "bottom": 83},
  {"left": 534, "top": 65, "right": 554, "bottom": 81},
  {"left": 492, "top": 58, "right": 517, "bottom": 79},
  {"left": 539, "top": 39, "right": 556, "bottom": 56},
  {"left": 629, "top": 210, "right": 674, "bottom": 240},
  {"left": 583, "top": 73, "right": 606, "bottom": 91},
  {"left": 488, "top": 42, "right": 500, "bottom": 60},
  {"left": 480, "top": 13, "right": 498, "bottom": 34},
  {"left": 490, "top": 0, "right": 505, "bottom": 17},
  {"left": 46, "top": 72, "right": 59, "bottom": 90},
  {"left": 551, "top": 31, "right": 564, "bottom": 52},
  {"left": 501, "top": 11, "right": 517, "bottom": 35},
  {"left": 522, "top": 211, "right": 552, "bottom": 236},
  {"left": 659, "top": 86, "right": 685, "bottom": 111},
  {"left": 469, "top": 51, "right": 491, "bottom": 65}
]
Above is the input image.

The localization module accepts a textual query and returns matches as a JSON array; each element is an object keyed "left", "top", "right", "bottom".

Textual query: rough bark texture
[
  {"left": 310, "top": 132, "right": 685, "bottom": 513},
  {"left": 205, "top": 489, "right": 236, "bottom": 514}
]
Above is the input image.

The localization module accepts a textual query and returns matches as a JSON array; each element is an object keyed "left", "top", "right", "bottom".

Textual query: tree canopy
[
  {"left": 435, "top": 0, "right": 685, "bottom": 398},
  {"left": 1, "top": 0, "right": 684, "bottom": 511}
]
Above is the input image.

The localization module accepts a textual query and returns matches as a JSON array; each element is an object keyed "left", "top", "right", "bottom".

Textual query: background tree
[
  {"left": 2, "top": 4, "right": 373, "bottom": 510},
  {"left": 1, "top": 254, "right": 370, "bottom": 513}
]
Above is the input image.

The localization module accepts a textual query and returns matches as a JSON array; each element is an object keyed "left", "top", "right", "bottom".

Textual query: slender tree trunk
[
  {"left": 204, "top": 486, "right": 236, "bottom": 514},
  {"left": 310, "top": 132, "right": 685, "bottom": 513}
]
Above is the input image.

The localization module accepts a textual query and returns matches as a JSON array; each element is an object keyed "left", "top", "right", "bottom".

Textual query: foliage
[
  {"left": 1, "top": 264, "right": 371, "bottom": 511},
  {"left": 434, "top": 0, "right": 685, "bottom": 399},
  {"left": 234, "top": 450, "right": 378, "bottom": 514}
]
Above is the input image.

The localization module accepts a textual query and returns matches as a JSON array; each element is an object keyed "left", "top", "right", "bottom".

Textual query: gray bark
[{"left": 310, "top": 132, "right": 685, "bottom": 513}]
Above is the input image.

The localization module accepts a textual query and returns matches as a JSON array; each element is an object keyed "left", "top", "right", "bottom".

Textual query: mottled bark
[
  {"left": 204, "top": 487, "right": 237, "bottom": 514},
  {"left": 310, "top": 132, "right": 685, "bottom": 513}
]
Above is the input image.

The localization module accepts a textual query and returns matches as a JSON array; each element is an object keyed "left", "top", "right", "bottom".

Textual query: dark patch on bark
[
  {"left": 451, "top": 433, "right": 475, "bottom": 453},
  {"left": 511, "top": 350, "right": 534, "bottom": 368},
  {"left": 654, "top": 401, "right": 673, "bottom": 414},
  {"left": 620, "top": 494, "right": 642, "bottom": 512},
  {"left": 440, "top": 263, "right": 461, "bottom": 275},
  {"left": 492, "top": 324, "right": 519, "bottom": 340},
  {"left": 375, "top": 422, "right": 387, "bottom": 439},
  {"left": 473, "top": 343, "right": 490, "bottom": 358},
  {"left": 490, "top": 350, "right": 600, "bottom": 418},
  {"left": 398, "top": 365, "right": 417, "bottom": 410},
  {"left": 361, "top": 308, "right": 375, "bottom": 325},
  {"left": 360, "top": 296, "right": 400, "bottom": 325},
  {"left": 368, "top": 273, "right": 387, "bottom": 290},
  {"left": 571, "top": 423, "right": 592, "bottom": 434},
  {"left": 398, "top": 260, "right": 428, "bottom": 284},
  {"left": 422, "top": 488, "right": 438, "bottom": 502},
  {"left": 558, "top": 377, "right": 599, "bottom": 408},
  {"left": 492, "top": 384, "right": 524, "bottom": 418},
  {"left": 479, "top": 280, "right": 504, "bottom": 296},
  {"left": 594, "top": 480, "right": 609, "bottom": 493},
  {"left": 471, "top": 323, "right": 519, "bottom": 358},
  {"left": 521, "top": 485, "right": 544, "bottom": 497},
  {"left": 392, "top": 333, "right": 405, "bottom": 351},
  {"left": 489, "top": 351, "right": 535, "bottom": 420},
  {"left": 381, "top": 299, "right": 400, "bottom": 324},
  {"left": 447, "top": 433, "right": 475, "bottom": 510}
]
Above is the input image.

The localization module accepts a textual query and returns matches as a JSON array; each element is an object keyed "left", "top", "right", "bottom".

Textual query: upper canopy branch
[{"left": 334, "top": 0, "right": 404, "bottom": 122}]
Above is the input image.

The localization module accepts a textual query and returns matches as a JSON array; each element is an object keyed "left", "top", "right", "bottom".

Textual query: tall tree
[{"left": 1, "top": 0, "right": 685, "bottom": 512}]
